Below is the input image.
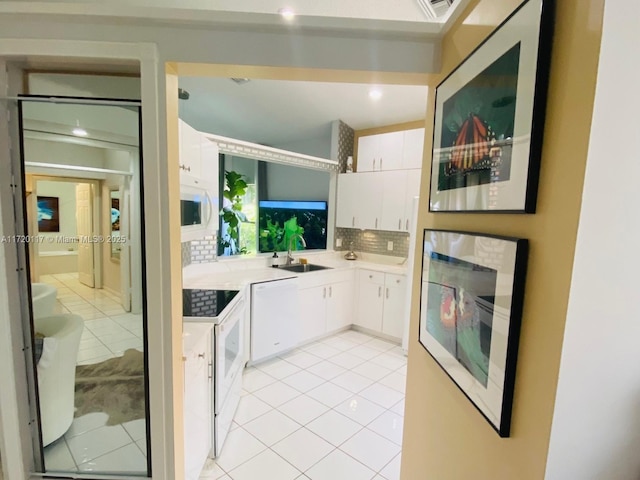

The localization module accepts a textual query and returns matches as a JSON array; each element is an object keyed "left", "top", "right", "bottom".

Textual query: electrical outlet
[
  {"left": 387, "top": 241, "right": 394, "bottom": 251},
  {"left": 336, "top": 238, "right": 342, "bottom": 247}
]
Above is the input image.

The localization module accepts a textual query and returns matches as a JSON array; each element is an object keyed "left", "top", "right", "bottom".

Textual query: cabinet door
[
  {"left": 356, "top": 271, "right": 384, "bottom": 332},
  {"left": 179, "top": 119, "right": 202, "bottom": 179},
  {"left": 298, "top": 286, "right": 327, "bottom": 343},
  {"left": 356, "top": 135, "right": 378, "bottom": 172},
  {"left": 336, "top": 174, "right": 359, "bottom": 228},
  {"left": 382, "top": 274, "right": 407, "bottom": 339},
  {"left": 326, "top": 281, "right": 353, "bottom": 332},
  {"left": 403, "top": 170, "right": 421, "bottom": 232},
  {"left": 402, "top": 128, "right": 425, "bottom": 170},
  {"left": 184, "top": 332, "right": 211, "bottom": 480},
  {"left": 380, "top": 170, "right": 408, "bottom": 232},
  {"left": 377, "top": 131, "right": 404, "bottom": 171},
  {"left": 357, "top": 172, "right": 384, "bottom": 230},
  {"left": 200, "top": 137, "right": 220, "bottom": 236}
]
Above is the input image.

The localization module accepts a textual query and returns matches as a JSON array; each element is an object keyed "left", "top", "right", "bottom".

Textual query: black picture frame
[
  {"left": 418, "top": 229, "right": 528, "bottom": 437},
  {"left": 37, "top": 196, "right": 60, "bottom": 232},
  {"left": 428, "top": 0, "right": 555, "bottom": 213}
]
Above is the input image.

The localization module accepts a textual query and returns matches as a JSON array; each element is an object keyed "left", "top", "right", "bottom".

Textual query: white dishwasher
[{"left": 251, "top": 277, "right": 299, "bottom": 363}]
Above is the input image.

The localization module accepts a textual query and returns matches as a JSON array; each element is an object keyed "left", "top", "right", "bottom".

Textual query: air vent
[
  {"left": 417, "top": 0, "right": 454, "bottom": 19},
  {"left": 230, "top": 78, "right": 251, "bottom": 85}
]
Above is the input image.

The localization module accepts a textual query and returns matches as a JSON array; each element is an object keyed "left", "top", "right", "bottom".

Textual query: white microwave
[{"left": 180, "top": 174, "right": 217, "bottom": 242}]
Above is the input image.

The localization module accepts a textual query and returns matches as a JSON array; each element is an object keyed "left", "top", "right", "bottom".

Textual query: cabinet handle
[
  {"left": 405, "top": 219, "right": 409, "bottom": 230},
  {"left": 198, "top": 353, "right": 205, "bottom": 359},
  {"left": 386, "top": 288, "right": 389, "bottom": 299},
  {"left": 380, "top": 158, "right": 383, "bottom": 170},
  {"left": 323, "top": 287, "right": 326, "bottom": 299},
  {"left": 179, "top": 164, "right": 191, "bottom": 172},
  {"left": 398, "top": 219, "right": 401, "bottom": 230},
  {"left": 378, "top": 286, "right": 382, "bottom": 297},
  {"left": 208, "top": 362, "right": 213, "bottom": 380},
  {"left": 373, "top": 159, "right": 376, "bottom": 170},
  {"left": 329, "top": 286, "right": 332, "bottom": 297},
  {"left": 352, "top": 216, "right": 355, "bottom": 227},
  {"left": 369, "top": 274, "right": 373, "bottom": 279},
  {"left": 375, "top": 218, "right": 378, "bottom": 229}
]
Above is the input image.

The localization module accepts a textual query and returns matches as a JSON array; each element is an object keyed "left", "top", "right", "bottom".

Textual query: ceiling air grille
[{"left": 417, "top": 0, "right": 454, "bottom": 19}]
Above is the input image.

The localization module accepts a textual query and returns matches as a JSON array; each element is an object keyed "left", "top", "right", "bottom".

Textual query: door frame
[
  {"left": 0, "top": 39, "right": 178, "bottom": 480},
  {"left": 29, "top": 174, "right": 102, "bottom": 289}
]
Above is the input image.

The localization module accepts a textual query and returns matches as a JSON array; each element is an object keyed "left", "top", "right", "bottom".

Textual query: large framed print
[
  {"left": 429, "top": 0, "right": 555, "bottom": 212},
  {"left": 418, "top": 230, "right": 528, "bottom": 436}
]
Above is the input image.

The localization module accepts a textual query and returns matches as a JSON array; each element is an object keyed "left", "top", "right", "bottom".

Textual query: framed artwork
[
  {"left": 429, "top": 0, "right": 555, "bottom": 213},
  {"left": 418, "top": 229, "right": 528, "bottom": 436},
  {"left": 111, "top": 197, "right": 120, "bottom": 231},
  {"left": 37, "top": 196, "right": 60, "bottom": 232}
]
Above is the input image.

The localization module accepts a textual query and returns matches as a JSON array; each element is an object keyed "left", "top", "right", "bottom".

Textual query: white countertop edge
[{"left": 182, "top": 250, "right": 408, "bottom": 290}]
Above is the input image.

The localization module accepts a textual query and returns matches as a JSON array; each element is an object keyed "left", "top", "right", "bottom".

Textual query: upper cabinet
[
  {"left": 356, "top": 128, "right": 424, "bottom": 172},
  {"left": 402, "top": 128, "right": 426, "bottom": 170},
  {"left": 179, "top": 119, "right": 203, "bottom": 180},
  {"left": 336, "top": 172, "right": 384, "bottom": 230}
]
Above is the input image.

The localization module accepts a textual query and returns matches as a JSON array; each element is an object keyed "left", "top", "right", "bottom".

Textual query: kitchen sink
[{"left": 279, "top": 263, "right": 332, "bottom": 273}]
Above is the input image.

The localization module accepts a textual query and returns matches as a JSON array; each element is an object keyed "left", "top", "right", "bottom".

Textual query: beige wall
[{"left": 401, "top": 1, "right": 605, "bottom": 479}]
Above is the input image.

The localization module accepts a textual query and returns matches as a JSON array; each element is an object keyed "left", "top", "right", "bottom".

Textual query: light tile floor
[
  {"left": 39, "top": 273, "right": 147, "bottom": 474},
  {"left": 200, "top": 329, "right": 406, "bottom": 480}
]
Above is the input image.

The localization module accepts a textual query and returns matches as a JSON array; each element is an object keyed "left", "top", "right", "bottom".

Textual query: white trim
[
  {"left": 204, "top": 131, "right": 338, "bottom": 172},
  {"left": 25, "top": 161, "right": 133, "bottom": 176},
  {"left": 0, "top": 39, "right": 177, "bottom": 479}
]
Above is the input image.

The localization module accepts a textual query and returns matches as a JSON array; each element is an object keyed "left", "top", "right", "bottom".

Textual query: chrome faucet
[{"left": 286, "top": 234, "right": 306, "bottom": 265}]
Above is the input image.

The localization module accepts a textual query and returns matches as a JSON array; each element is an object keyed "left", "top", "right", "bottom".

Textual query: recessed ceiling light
[
  {"left": 278, "top": 7, "right": 296, "bottom": 20},
  {"left": 369, "top": 88, "right": 383, "bottom": 100},
  {"left": 72, "top": 127, "right": 88, "bottom": 137}
]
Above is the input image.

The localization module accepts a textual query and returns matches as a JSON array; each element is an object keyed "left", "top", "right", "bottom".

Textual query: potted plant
[{"left": 219, "top": 170, "right": 248, "bottom": 255}]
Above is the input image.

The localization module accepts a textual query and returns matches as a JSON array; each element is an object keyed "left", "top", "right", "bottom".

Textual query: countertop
[{"left": 182, "top": 250, "right": 408, "bottom": 290}]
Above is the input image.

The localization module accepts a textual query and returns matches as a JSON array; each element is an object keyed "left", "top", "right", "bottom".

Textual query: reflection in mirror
[
  {"left": 110, "top": 189, "right": 121, "bottom": 260},
  {"left": 19, "top": 99, "right": 149, "bottom": 476}
]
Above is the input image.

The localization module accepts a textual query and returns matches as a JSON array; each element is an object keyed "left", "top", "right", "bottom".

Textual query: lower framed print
[{"left": 418, "top": 229, "right": 528, "bottom": 437}]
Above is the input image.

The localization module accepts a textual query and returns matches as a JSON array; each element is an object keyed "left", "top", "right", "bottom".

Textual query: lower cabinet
[
  {"left": 355, "top": 269, "right": 406, "bottom": 340},
  {"left": 298, "top": 271, "right": 354, "bottom": 344},
  {"left": 183, "top": 324, "right": 212, "bottom": 480}
]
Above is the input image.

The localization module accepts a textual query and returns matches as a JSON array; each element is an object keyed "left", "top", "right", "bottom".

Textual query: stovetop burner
[{"left": 182, "top": 289, "right": 239, "bottom": 317}]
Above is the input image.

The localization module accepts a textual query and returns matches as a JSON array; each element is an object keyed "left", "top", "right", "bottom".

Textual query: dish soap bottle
[{"left": 271, "top": 251, "right": 279, "bottom": 268}]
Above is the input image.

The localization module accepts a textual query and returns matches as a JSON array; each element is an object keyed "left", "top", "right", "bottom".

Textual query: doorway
[{"left": 18, "top": 97, "right": 150, "bottom": 476}]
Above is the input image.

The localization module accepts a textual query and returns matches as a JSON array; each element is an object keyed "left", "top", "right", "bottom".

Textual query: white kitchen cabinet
[
  {"left": 355, "top": 270, "right": 385, "bottom": 332},
  {"left": 336, "top": 173, "right": 383, "bottom": 230},
  {"left": 297, "top": 271, "right": 355, "bottom": 344},
  {"left": 357, "top": 131, "right": 404, "bottom": 172},
  {"left": 380, "top": 171, "right": 408, "bottom": 232},
  {"left": 336, "top": 173, "right": 359, "bottom": 228},
  {"left": 183, "top": 324, "right": 212, "bottom": 480},
  {"left": 379, "top": 169, "right": 421, "bottom": 233},
  {"left": 382, "top": 274, "right": 407, "bottom": 339},
  {"left": 402, "top": 128, "right": 425, "bottom": 170},
  {"left": 298, "top": 285, "right": 327, "bottom": 342},
  {"left": 358, "top": 172, "right": 384, "bottom": 229},
  {"left": 179, "top": 119, "right": 202, "bottom": 180},
  {"left": 325, "top": 281, "right": 353, "bottom": 332},
  {"left": 356, "top": 269, "right": 407, "bottom": 341}
]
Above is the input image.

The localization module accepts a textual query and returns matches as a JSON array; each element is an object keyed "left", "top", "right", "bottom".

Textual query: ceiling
[
  {"left": 1, "top": 0, "right": 464, "bottom": 37},
  {"left": 178, "top": 77, "right": 429, "bottom": 149}
]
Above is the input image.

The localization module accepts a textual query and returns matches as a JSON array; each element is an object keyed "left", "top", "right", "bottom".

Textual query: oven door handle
[{"left": 204, "top": 189, "right": 214, "bottom": 227}]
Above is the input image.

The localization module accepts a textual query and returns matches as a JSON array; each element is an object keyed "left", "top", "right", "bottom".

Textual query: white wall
[
  {"left": 266, "top": 163, "right": 329, "bottom": 201},
  {"left": 271, "top": 132, "right": 332, "bottom": 159},
  {"left": 25, "top": 138, "right": 107, "bottom": 171},
  {"left": 28, "top": 73, "right": 141, "bottom": 99},
  {"left": 545, "top": 2, "right": 640, "bottom": 479}
]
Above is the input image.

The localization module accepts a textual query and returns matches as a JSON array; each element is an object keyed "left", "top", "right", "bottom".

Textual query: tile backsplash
[
  {"left": 335, "top": 227, "right": 409, "bottom": 258},
  {"left": 182, "top": 235, "right": 218, "bottom": 267}
]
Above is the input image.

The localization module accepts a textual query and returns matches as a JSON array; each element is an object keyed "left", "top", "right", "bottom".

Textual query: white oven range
[{"left": 183, "top": 288, "right": 245, "bottom": 458}]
